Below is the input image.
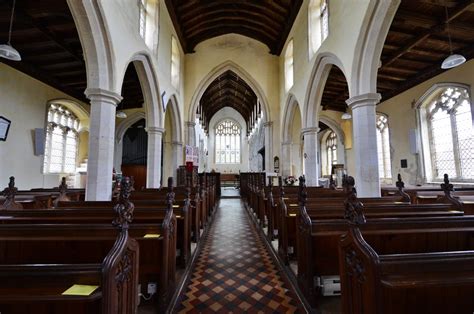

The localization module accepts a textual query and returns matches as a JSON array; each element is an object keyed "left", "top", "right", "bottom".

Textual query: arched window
[
  {"left": 215, "top": 120, "right": 241, "bottom": 164},
  {"left": 138, "top": 0, "right": 147, "bottom": 39},
  {"left": 171, "top": 36, "right": 180, "bottom": 89},
  {"left": 308, "top": 0, "right": 329, "bottom": 58},
  {"left": 43, "top": 104, "right": 79, "bottom": 174},
  {"left": 424, "top": 87, "right": 473, "bottom": 181},
  {"left": 376, "top": 114, "right": 392, "bottom": 181},
  {"left": 284, "top": 39, "right": 294, "bottom": 92},
  {"left": 326, "top": 131, "right": 337, "bottom": 175}
]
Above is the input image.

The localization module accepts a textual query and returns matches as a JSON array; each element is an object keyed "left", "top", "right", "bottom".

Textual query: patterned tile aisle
[{"left": 173, "top": 199, "right": 304, "bottom": 313}]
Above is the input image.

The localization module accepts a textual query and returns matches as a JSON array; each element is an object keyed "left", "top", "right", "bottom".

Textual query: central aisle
[{"left": 174, "top": 198, "right": 304, "bottom": 313}]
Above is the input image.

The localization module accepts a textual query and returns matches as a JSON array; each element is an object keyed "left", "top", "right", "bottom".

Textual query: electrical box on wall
[{"left": 401, "top": 159, "right": 408, "bottom": 168}]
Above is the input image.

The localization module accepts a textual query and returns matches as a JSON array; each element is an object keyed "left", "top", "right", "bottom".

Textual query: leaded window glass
[
  {"left": 139, "top": 0, "right": 147, "bottom": 39},
  {"left": 321, "top": 0, "right": 329, "bottom": 41},
  {"left": 376, "top": 114, "right": 392, "bottom": 180},
  {"left": 171, "top": 36, "right": 180, "bottom": 89},
  {"left": 326, "top": 131, "right": 337, "bottom": 175},
  {"left": 284, "top": 39, "right": 294, "bottom": 92},
  {"left": 215, "top": 120, "right": 241, "bottom": 164},
  {"left": 44, "top": 104, "right": 79, "bottom": 174},
  {"left": 427, "top": 87, "right": 473, "bottom": 180}
]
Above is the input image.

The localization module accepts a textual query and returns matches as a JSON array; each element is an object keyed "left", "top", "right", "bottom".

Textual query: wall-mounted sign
[{"left": 0, "top": 116, "right": 11, "bottom": 141}]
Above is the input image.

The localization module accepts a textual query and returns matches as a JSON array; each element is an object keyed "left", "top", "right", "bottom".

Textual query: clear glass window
[
  {"left": 44, "top": 105, "right": 79, "bottom": 174},
  {"left": 215, "top": 120, "right": 241, "bottom": 164}
]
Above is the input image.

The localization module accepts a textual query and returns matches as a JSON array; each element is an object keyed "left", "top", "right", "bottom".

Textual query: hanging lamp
[
  {"left": 441, "top": 2, "right": 466, "bottom": 69},
  {"left": 0, "top": 0, "right": 21, "bottom": 61}
]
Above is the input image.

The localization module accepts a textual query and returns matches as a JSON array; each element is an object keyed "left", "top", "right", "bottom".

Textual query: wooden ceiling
[
  {"left": 164, "top": 0, "right": 303, "bottom": 55},
  {"left": 0, "top": 0, "right": 144, "bottom": 110},
  {"left": 0, "top": 0, "right": 87, "bottom": 102},
  {"left": 321, "top": 0, "right": 474, "bottom": 112},
  {"left": 198, "top": 70, "right": 258, "bottom": 134}
]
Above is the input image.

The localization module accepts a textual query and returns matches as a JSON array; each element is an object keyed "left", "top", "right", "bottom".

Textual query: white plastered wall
[{"left": 0, "top": 64, "right": 89, "bottom": 189}]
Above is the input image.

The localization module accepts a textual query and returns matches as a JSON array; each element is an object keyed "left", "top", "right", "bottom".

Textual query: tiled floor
[{"left": 173, "top": 198, "right": 304, "bottom": 313}]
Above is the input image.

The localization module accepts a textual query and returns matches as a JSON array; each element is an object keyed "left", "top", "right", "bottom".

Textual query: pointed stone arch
[
  {"left": 165, "top": 94, "right": 184, "bottom": 143},
  {"left": 188, "top": 60, "right": 271, "bottom": 123},
  {"left": 67, "top": 0, "right": 115, "bottom": 92},
  {"left": 117, "top": 52, "right": 164, "bottom": 130},
  {"left": 351, "top": 0, "right": 400, "bottom": 95},
  {"left": 303, "top": 52, "right": 349, "bottom": 129}
]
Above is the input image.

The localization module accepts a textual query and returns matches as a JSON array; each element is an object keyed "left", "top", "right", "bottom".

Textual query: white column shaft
[
  {"left": 302, "top": 128, "right": 319, "bottom": 186},
  {"left": 147, "top": 127, "right": 164, "bottom": 188},
  {"left": 85, "top": 89, "right": 122, "bottom": 201},
  {"left": 347, "top": 93, "right": 381, "bottom": 197},
  {"left": 264, "top": 121, "right": 273, "bottom": 172}
]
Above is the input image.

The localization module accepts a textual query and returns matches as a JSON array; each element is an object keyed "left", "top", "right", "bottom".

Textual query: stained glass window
[
  {"left": 215, "top": 120, "right": 241, "bottom": 164},
  {"left": 376, "top": 114, "right": 392, "bottom": 180},
  {"left": 44, "top": 104, "right": 79, "bottom": 174},
  {"left": 427, "top": 87, "right": 473, "bottom": 180}
]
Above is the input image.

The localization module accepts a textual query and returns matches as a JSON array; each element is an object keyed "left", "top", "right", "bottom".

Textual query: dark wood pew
[
  {"left": 295, "top": 175, "right": 466, "bottom": 306},
  {"left": 0, "top": 177, "right": 139, "bottom": 314},
  {"left": 339, "top": 186, "right": 474, "bottom": 314}
]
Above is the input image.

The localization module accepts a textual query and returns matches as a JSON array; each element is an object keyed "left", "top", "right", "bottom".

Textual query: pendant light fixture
[
  {"left": 441, "top": 2, "right": 466, "bottom": 69},
  {"left": 116, "top": 102, "right": 127, "bottom": 118},
  {"left": 0, "top": 0, "right": 21, "bottom": 61}
]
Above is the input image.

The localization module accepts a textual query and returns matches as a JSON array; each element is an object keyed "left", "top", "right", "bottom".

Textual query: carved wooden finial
[
  {"left": 343, "top": 176, "right": 366, "bottom": 225},
  {"left": 395, "top": 173, "right": 411, "bottom": 203},
  {"left": 329, "top": 175, "right": 336, "bottom": 190},
  {"left": 440, "top": 173, "right": 462, "bottom": 207},
  {"left": 1, "top": 176, "right": 22, "bottom": 210},
  {"left": 166, "top": 177, "right": 175, "bottom": 208},
  {"left": 278, "top": 176, "right": 285, "bottom": 197},
  {"left": 112, "top": 177, "right": 134, "bottom": 230},
  {"left": 298, "top": 175, "right": 307, "bottom": 207},
  {"left": 53, "top": 177, "right": 70, "bottom": 207}
]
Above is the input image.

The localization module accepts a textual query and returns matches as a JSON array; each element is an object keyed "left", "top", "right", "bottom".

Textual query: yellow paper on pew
[
  {"left": 289, "top": 213, "right": 297, "bottom": 217},
  {"left": 144, "top": 233, "right": 161, "bottom": 238},
  {"left": 62, "top": 284, "right": 99, "bottom": 296},
  {"left": 175, "top": 215, "right": 182, "bottom": 218},
  {"left": 289, "top": 204, "right": 298, "bottom": 207},
  {"left": 173, "top": 205, "right": 180, "bottom": 208},
  {"left": 394, "top": 202, "right": 406, "bottom": 204}
]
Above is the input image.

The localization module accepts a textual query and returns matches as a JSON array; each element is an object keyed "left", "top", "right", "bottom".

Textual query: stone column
[
  {"left": 185, "top": 121, "right": 196, "bottom": 147},
  {"left": 171, "top": 141, "right": 183, "bottom": 182},
  {"left": 346, "top": 93, "right": 381, "bottom": 197},
  {"left": 302, "top": 127, "right": 320, "bottom": 186},
  {"left": 281, "top": 141, "right": 292, "bottom": 177},
  {"left": 263, "top": 121, "right": 273, "bottom": 172},
  {"left": 146, "top": 127, "right": 165, "bottom": 188},
  {"left": 85, "top": 88, "right": 122, "bottom": 201}
]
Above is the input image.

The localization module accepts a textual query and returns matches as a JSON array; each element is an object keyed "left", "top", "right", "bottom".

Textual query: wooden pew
[
  {"left": 1, "top": 178, "right": 179, "bottom": 309},
  {"left": 0, "top": 177, "right": 139, "bottom": 314},
  {"left": 339, "top": 183, "right": 474, "bottom": 314},
  {"left": 295, "top": 175, "right": 466, "bottom": 306}
]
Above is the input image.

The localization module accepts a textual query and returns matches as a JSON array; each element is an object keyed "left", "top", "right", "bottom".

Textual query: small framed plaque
[{"left": 0, "top": 116, "right": 11, "bottom": 141}]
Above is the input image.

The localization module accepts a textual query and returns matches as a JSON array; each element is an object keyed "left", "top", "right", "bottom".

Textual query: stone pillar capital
[
  {"left": 346, "top": 93, "right": 381, "bottom": 110},
  {"left": 85, "top": 88, "right": 123, "bottom": 106},
  {"left": 146, "top": 127, "right": 165, "bottom": 134},
  {"left": 186, "top": 121, "right": 196, "bottom": 127},
  {"left": 263, "top": 121, "right": 273, "bottom": 128},
  {"left": 301, "top": 127, "right": 320, "bottom": 136}
]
